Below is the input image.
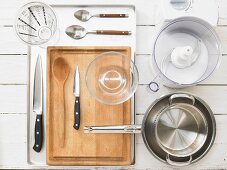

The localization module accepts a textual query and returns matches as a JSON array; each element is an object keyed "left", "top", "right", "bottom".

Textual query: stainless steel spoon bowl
[
  {"left": 65, "top": 25, "right": 88, "bottom": 39},
  {"left": 74, "top": 10, "right": 93, "bottom": 22},
  {"left": 74, "top": 10, "right": 128, "bottom": 22},
  {"left": 65, "top": 25, "right": 131, "bottom": 40}
]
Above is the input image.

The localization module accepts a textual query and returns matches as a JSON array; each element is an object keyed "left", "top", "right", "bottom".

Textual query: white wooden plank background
[{"left": 0, "top": 0, "right": 227, "bottom": 169}]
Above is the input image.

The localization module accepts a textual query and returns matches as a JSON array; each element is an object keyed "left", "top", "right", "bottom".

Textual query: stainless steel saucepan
[{"left": 84, "top": 93, "right": 216, "bottom": 166}]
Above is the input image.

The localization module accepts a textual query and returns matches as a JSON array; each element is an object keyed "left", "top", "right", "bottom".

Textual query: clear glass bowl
[
  {"left": 15, "top": 1, "right": 57, "bottom": 46},
  {"left": 85, "top": 51, "right": 139, "bottom": 105}
]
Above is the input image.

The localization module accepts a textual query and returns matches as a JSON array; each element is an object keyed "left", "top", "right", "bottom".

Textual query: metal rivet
[
  {"left": 36, "top": 144, "right": 39, "bottom": 147},
  {"left": 36, "top": 132, "right": 39, "bottom": 135},
  {"left": 37, "top": 119, "right": 40, "bottom": 122},
  {"left": 76, "top": 124, "right": 78, "bottom": 126},
  {"left": 76, "top": 112, "right": 78, "bottom": 115},
  {"left": 76, "top": 100, "right": 78, "bottom": 103}
]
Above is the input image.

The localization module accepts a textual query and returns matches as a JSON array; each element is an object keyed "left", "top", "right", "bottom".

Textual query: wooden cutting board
[{"left": 46, "top": 46, "right": 132, "bottom": 165}]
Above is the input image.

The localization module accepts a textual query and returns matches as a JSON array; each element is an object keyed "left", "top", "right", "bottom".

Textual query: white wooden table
[{"left": 0, "top": 0, "right": 227, "bottom": 169}]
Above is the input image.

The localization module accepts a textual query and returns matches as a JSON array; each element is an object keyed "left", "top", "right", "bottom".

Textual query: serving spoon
[
  {"left": 65, "top": 25, "right": 131, "bottom": 40},
  {"left": 52, "top": 57, "right": 70, "bottom": 148},
  {"left": 74, "top": 10, "right": 128, "bottom": 22}
]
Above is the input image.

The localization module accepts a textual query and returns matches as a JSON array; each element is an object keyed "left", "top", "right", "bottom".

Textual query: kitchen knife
[
  {"left": 33, "top": 56, "right": 43, "bottom": 152},
  {"left": 73, "top": 65, "right": 80, "bottom": 130}
]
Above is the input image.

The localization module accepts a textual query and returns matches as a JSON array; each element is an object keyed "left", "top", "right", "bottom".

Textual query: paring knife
[
  {"left": 73, "top": 65, "right": 80, "bottom": 130},
  {"left": 33, "top": 56, "right": 43, "bottom": 152}
]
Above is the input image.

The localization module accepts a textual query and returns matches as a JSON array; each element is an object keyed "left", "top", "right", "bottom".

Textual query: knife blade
[
  {"left": 73, "top": 65, "right": 80, "bottom": 130},
  {"left": 33, "top": 56, "right": 43, "bottom": 152}
]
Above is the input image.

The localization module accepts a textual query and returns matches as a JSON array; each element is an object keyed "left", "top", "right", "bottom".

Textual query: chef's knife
[
  {"left": 33, "top": 56, "right": 43, "bottom": 152},
  {"left": 73, "top": 65, "right": 80, "bottom": 130}
]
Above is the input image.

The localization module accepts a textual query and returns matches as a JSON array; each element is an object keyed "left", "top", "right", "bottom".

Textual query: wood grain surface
[{"left": 46, "top": 46, "right": 132, "bottom": 165}]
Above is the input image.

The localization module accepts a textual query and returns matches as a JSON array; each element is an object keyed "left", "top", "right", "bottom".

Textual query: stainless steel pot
[
  {"left": 156, "top": 96, "right": 208, "bottom": 158},
  {"left": 84, "top": 93, "right": 216, "bottom": 166}
]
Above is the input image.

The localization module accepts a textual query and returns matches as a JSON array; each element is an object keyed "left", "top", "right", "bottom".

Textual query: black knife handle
[
  {"left": 73, "top": 97, "right": 80, "bottom": 130},
  {"left": 33, "top": 114, "right": 43, "bottom": 152}
]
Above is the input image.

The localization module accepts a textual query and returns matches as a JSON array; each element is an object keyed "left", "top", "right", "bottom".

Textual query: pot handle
[
  {"left": 166, "top": 154, "right": 192, "bottom": 166},
  {"left": 84, "top": 125, "right": 141, "bottom": 134},
  {"left": 169, "top": 93, "right": 195, "bottom": 105}
]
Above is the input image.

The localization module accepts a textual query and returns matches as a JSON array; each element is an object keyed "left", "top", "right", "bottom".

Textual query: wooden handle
[
  {"left": 58, "top": 85, "right": 65, "bottom": 148},
  {"left": 99, "top": 14, "right": 128, "bottom": 18},
  {"left": 96, "top": 30, "right": 131, "bottom": 35}
]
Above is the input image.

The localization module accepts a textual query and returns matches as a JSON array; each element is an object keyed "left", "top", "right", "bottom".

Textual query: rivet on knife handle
[
  {"left": 74, "top": 96, "right": 80, "bottom": 129},
  {"left": 33, "top": 114, "right": 43, "bottom": 152}
]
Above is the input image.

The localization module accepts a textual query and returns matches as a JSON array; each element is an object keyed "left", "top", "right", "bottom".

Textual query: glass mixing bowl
[
  {"left": 85, "top": 51, "right": 139, "bottom": 105},
  {"left": 15, "top": 1, "right": 57, "bottom": 46}
]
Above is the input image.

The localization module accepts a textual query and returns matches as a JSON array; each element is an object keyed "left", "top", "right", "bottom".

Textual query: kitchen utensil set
[
  {"left": 46, "top": 46, "right": 132, "bottom": 165},
  {"left": 25, "top": 2, "right": 134, "bottom": 159},
  {"left": 21, "top": 1, "right": 219, "bottom": 167},
  {"left": 66, "top": 10, "right": 131, "bottom": 39}
]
